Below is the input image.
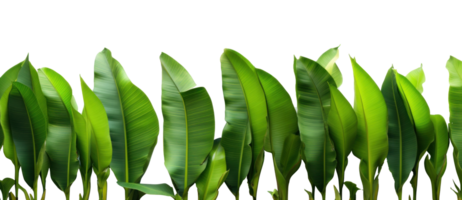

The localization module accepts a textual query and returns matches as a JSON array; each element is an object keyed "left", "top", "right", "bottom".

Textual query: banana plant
[
  {"left": 295, "top": 56, "right": 336, "bottom": 200},
  {"left": 80, "top": 77, "right": 112, "bottom": 200},
  {"left": 327, "top": 74, "right": 357, "bottom": 199},
  {"left": 0, "top": 56, "right": 50, "bottom": 200},
  {"left": 74, "top": 106, "right": 91, "bottom": 200},
  {"left": 381, "top": 67, "right": 418, "bottom": 200},
  {"left": 424, "top": 114, "right": 449, "bottom": 200},
  {"left": 196, "top": 139, "right": 229, "bottom": 200},
  {"left": 117, "top": 182, "right": 181, "bottom": 200},
  {"left": 256, "top": 69, "right": 301, "bottom": 200},
  {"left": 93, "top": 48, "right": 159, "bottom": 200},
  {"left": 160, "top": 52, "right": 215, "bottom": 199},
  {"left": 316, "top": 46, "right": 342, "bottom": 87},
  {"left": 396, "top": 67, "right": 434, "bottom": 200},
  {"left": 0, "top": 177, "right": 16, "bottom": 200},
  {"left": 220, "top": 49, "right": 267, "bottom": 200},
  {"left": 350, "top": 57, "right": 388, "bottom": 200},
  {"left": 446, "top": 56, "right": 462, "bottom": 199}
]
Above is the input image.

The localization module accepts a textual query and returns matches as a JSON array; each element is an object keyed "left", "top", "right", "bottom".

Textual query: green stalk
[
  {"left": 411, "top": 166, "right": 419, "bottom": 200},
  {"left": 15, "top": 165, "right": 19, "bottom": 199},
  {"left": 64, "top": 188, "right": 70, "bottom": 200},
  {"left": 97, "top": 179, "right": 107, "bottom": 200}
]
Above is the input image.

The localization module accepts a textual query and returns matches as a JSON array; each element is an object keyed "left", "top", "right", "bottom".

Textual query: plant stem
[
  {"left": 15, "top": 165, "right": 19, "bottom": 199},
  {"left": 410, "top": 165, "right": 419, "bottom": 200},
  {"left": 64, "top": 188, "right": 70, "bottom": 200},
  {"left": 98, "top": 179, "right": 107, "bottom": 200}
]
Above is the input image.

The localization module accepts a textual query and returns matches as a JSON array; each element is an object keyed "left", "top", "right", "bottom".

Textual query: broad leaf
[
  {"left": 220, "top": 48, "right": 271, "bottom": 198},
  {"left": 350, "top": 57, "right": 388, "bottom": 200},
  {"left": 317, "top": 46, "right": 342, "bottom": 87},
  {"left": 196, "top": 139, "right": 229, "bottom": 200},
  {"left": 160, "top": 52, "right": 215, "bottom": 198},
  {"left": 328, "top": 82, "right": 357, "bottom": 196},
  {"left": 93, "top": 48, "right": 159, "bottom": 194},
  {"left": 406, "top": 65, "right": 425, "bottom": 94},
  {"left": 81, "top": 77, "right": 112, "bottom": 200},
  {"left": 381, "top": 67, "right": 417, "bottom": 198},
  {"left": 295, "top": 56, "right": 337, "bottom": 197},
  {"left": 38, "top": 67, "right": 79, "bottom": 194},
  {"left": 8, "top": 82, "right": 47, "bottom": 191},
  {"left": 117, "top": 182, "right": 176, "bottom": 198},
  {"left": 74, "top": 108, "right": 91, "bottom": 200}
]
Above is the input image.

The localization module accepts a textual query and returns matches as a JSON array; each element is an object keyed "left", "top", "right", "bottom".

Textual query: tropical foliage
[{"left": 0, "top": 47, "right": 459, "bottom": 200}]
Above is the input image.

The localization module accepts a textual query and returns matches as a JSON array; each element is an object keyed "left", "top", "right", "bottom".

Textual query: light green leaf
[
  {"left": 0, "top": 178, "right": 15, "bottom": 200},
  {"left": 38, "top": 68, "right": 79, "bottom": 193},
  {"left": 295, "top": 56, "right": 337, "bottom": 197},
  {"left": 345, "top": 181, "right": 360, "bottom": 200},
  {"left": 406, "top": 65, "right": 425, "bottom": 94},
  {"left": 160, "top": 53, "right": 215, "bottom": 198},
  {"left": 316, "top": 43, "right": 342, "bottom": 68},
  {"left": 117, "top": 182, "right": 176, "bottom": 198},
  {"left": 8, "top": 82, "right": 47, "bottom": 190},
  {"left": 381, "top": 67, "right": 417, "bottom": 198},
  {"left": 74, "top": 107, "right": 91, "bottom": 200},
  {"left": 350, "top": 57, "right": 388, "bottom": 200},
  {"left": 196, "top": 139, "right": 229, "bottom": 200},
  {"left": 93, "top": 48, "right": 159, "bottom": 191},
  {"left": 426, "top": 115, "right": 449, "bottom": 200},
  {"left": 328, "top": 82, "right": 357, "bottom": 196}
]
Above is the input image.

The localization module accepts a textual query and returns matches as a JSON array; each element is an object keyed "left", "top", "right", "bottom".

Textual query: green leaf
[
  {"left": 93, "top": 48, "right": 159, "bottom": 188},
  {"left": 327, "top": 81, "right": 357, "bottom": 196},
  {"left": 8, "top": 82, "right": 47, "bottom": 190},
  {"left": 160, "top": 53, "right": 215, "bottom": 198},
  {"left": 447, "top": 56, "right": 462, "bottom": 175},
  {"left": 316, "top": 43, "right": 342, "bottom": 68},
  {"left": 257, "top": 68, "right": 300, "bottom": 170},
  {"left": 268, "top": 189, "right": 279, "bottom": 200},
  {"left": 38, "top": 67, "right": 79, "bottom": 192},
  {"left": 74, "top": 107, "right": 92, "bottom": 200},
  {"left": 326, "top": 63, "right": 343, "bottom": 87},
  {"left": 344, "top": 181, "right": 360, "bottom": 200},
  {"left": 220, "top": 49, "right": 267, "bottom": 198},
  {"left": 334, "top": 185, "right": 341, "bottom": 200},
  {"left": 0, "top": 63, "right": 21, "bottom": 163},
  {"left": 196, "top": 139, "right": 229, "bottom": 200},
  {"left": 304, "top": 189, "right": 314, "bottom": 200},
  {"left": 117, "top": 182, "right": 176, "bottom": 198},
  {"left": 350, "top": 57, "right": 388, "bottom": 200},
  {"left": 220, "top": 48, "right": 269, "bottom": 198},
  {"left": 381, "top": 67, "right": 417, "bottom": 198},
  {"left": 428, "top": 115, "right": 449, "bottom": 174},
  {"left": 405, "top": 65, "right": 425, "bottom": 94},
  {"left": 295, "top": 56, "right": 336, "bottom": 196},
  {"left": 80, "top": 74, "right": 115, "bottom": 172},
  {"left": 0, "top": 178, "right": 15, "bottom": 200}
]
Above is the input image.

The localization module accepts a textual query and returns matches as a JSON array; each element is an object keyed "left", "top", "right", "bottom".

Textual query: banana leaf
[
  {"left": 220, "top": 49, "right": 267, "bottom": 199},
  {"left": 344, "top": 181, "right": 360, "bottom": 200},
  {"left": 405, "top": 65, "right": 425, "bottom": 94},
  {"left": 317, "top": 46, "right": 342, "bottom": 87},
  {"left": 350, "top": 57, "right": 388, "bottom": 200},
  {"left": 295, "top": 56, "right": 336, "bottom": 200},
  {"left": 328, "top": 79, "right": 357, "bottom": 198},
  {"left": 93, "top": 48, "right": 159, "bottom": 199},
  {"left": 38, "top": 67, "right": 79, "bottom": 200},
  {"left": 160, "top": 52, "right": 215, "bottom": 199},
  {"left": 74, "top": 107, "right": 91, "bottom": 200},
  {"left": 257, "top": 68, "right": 301, "bottom": 200},
  {"left": 196, "top": 139, "right": 229, "bottom": 200},
  {"left": 381, "top": 67, "right": 417, "bottom": 199}
]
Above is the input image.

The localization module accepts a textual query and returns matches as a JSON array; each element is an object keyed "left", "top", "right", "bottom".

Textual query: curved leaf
[
  {"left": 220, "top": 48, "right": 270, "bottom": 198},
  {"left": 0, "top": 178, "right": 15, "bottom": 200},
  {"left": 256, "top": 68, "right": 299, "bottom": 174},
  {"left": 74, "top": 108, "right": 91, "bottom": 200},
  {"left": 216, "top": 48, "right": 253, "bottom": 193},
  {"left": 350, "top": 57, "right": 388, "bottom": 200},
  {"left": 295, "top": 56, "right": 337, "bottom": 197},
  {"left": 80, "top": 74, "right": 113, "bottom": 172},
  {"left": 316, "top": 43, "right": 342, "bottom": 68},
  {"left": 405, "top": 65, "right": 425, "bottom": 94},
  {"left": 160, "top": 53, "right": 215, "bottom": 197},
  {"left": 327, "top": 82, "right": 357, "bottom": 196},
  {"left": 447, "top": 56, "right": 462, "bottom": 171},
  {"left": 381, "top": 67, "right": 417, "bottom": 198},
  {"left": 8, "top": 82, "right": 47, "bottom": 190},
  {"left": 345, "top": 181, "right": 360, "bottom": 200},
  {"left": 196, "top": 139, "right": 229, "bottom": 200},
  {"left": 93, "top": 48, "right": 159, "bottom": 189},
  {"left": 117, "top": 182, "right": 175, "bottom": 198},
  {"left": 396, "top": 71, "right": 434, "bottom": 200},
  {"left": 38, "top": 67, "right": 79, "bottom": 193}
]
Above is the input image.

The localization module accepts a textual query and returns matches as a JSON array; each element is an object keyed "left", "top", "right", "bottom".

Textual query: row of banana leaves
[{"left": 0, "top": 47, "right": 462, "bottom": 200}]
